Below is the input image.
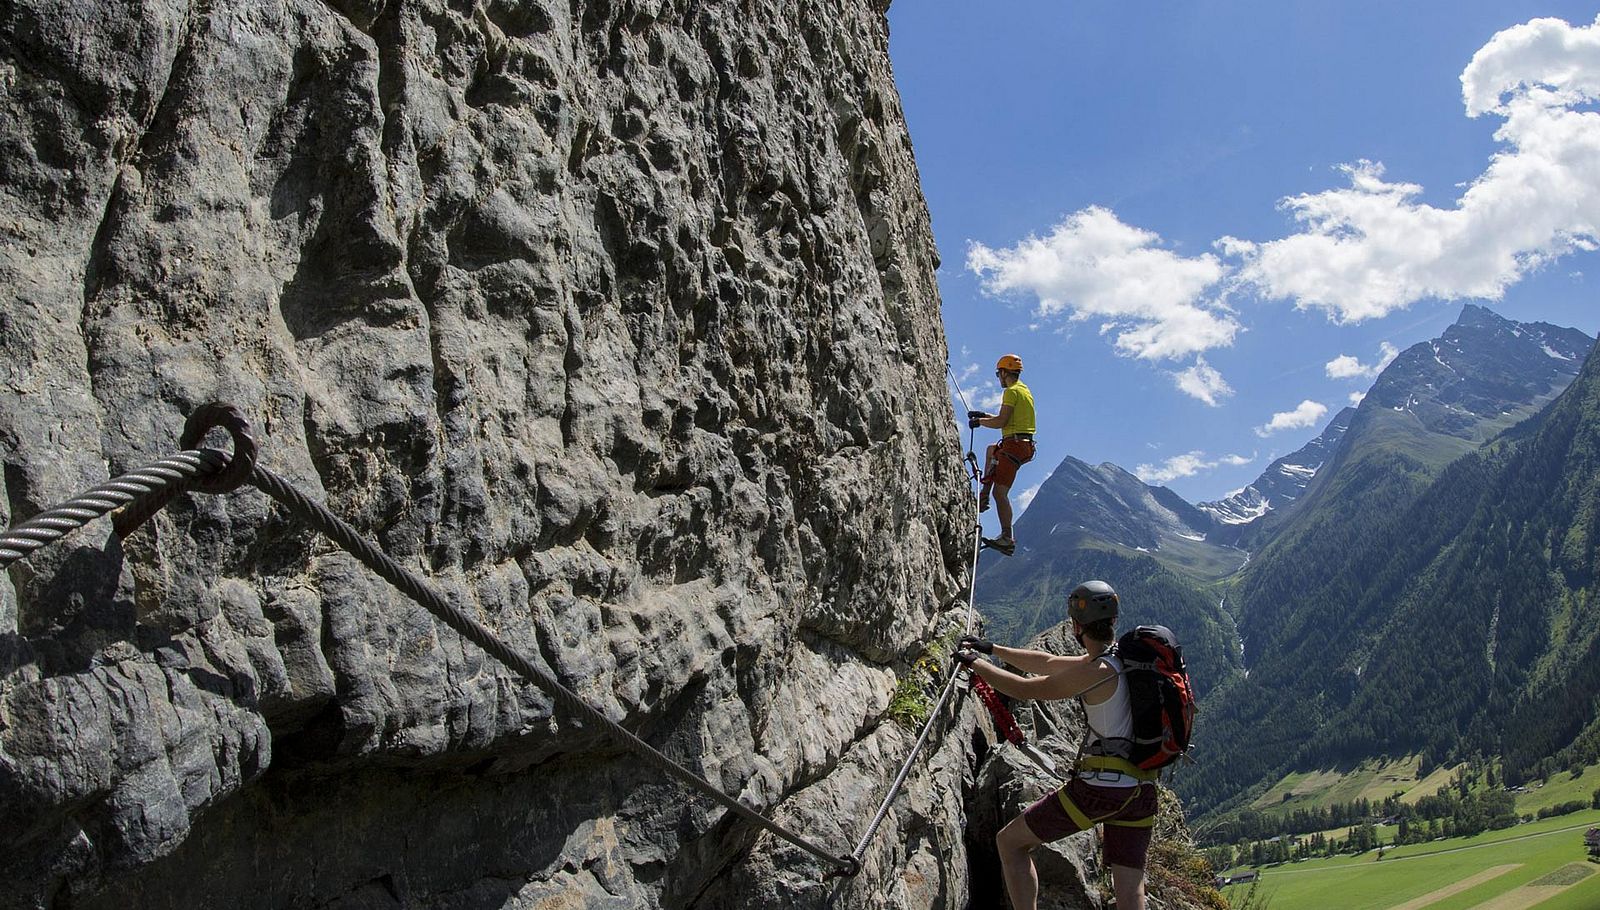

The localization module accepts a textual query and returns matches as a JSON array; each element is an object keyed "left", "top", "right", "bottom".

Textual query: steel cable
[
  {"left": 0, "top": 407, "right": 859, "bottom": 878},
  {"left": 246, "top": 466, "right": 860, "bottom": 875},
  {"left": 0, "top": 450, "right": 229, "bottom": 568},
  {"left": 0, "top": 396, "right": 1008, "bottom": 880},
  {"left": 844, "top": 369, "right": 990, "bottom": 865}
]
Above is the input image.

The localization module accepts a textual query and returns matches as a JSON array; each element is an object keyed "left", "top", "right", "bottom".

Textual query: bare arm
[
  {"left": 979, "top": 403, "right": 1014, "bottom": 430},
  {"left": 968, "top": 656, "right": 1111, "bottom": 702},
  {"left": 991, "top": 643, "right": 1075, "bottom": 675}
]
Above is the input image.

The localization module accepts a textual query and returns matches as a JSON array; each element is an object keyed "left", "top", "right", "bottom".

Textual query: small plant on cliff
[
  {"left": 887, "top": 675, "right": 932, "bottom": 726},
  {"left": 887, "top": 628, "right": 963, "bottom": 727}
]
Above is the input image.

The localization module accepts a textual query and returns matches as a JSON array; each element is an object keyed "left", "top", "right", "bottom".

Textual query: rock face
[{"left": 0, "top": 0, "right": 976, "bottom": 906}]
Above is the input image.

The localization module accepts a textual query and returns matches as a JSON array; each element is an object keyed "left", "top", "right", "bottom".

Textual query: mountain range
[{"left": 974, "top": 304, "right": 1598, "bottom": 820}]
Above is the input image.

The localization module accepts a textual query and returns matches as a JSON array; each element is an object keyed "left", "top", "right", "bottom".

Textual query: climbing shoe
[
  {"left": 982, "top": 536, "right": 1015, "bottom": 555},
  {"left": 978, "top": 493, "right": 991, "bottom": 513}
]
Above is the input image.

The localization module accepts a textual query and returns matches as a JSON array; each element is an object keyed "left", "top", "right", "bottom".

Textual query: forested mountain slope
[
  {"left": 1230, "top": 305, "right": 1591, "bottom": 651},
  {"left": 1181, "top": 328, "right": 1600, "bottom": 817}
]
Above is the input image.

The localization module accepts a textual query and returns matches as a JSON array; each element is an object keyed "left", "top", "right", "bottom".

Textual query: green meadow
[
  {"left": 1223, "top": 810, "right": 1600, "bottom": 910},
  {"left": 1249, "top": 756, "right": 1446, "bottom": 813}
]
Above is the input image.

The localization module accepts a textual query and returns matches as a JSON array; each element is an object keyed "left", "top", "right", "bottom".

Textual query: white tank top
[{"left": 1081, "top": 654, "right": 1138, "bottom": 787}]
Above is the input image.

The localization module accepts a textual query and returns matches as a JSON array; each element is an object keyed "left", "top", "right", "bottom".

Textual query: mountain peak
[{"left": 1455, "top": 303, "right": 1505, "bottom": 328}]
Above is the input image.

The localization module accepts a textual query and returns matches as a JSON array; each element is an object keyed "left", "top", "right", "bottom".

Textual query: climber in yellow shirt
[{"left": 967, "top": 354, "right": 1035, "bottom": 556}]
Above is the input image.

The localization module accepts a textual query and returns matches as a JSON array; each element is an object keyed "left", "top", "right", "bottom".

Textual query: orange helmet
[{"left": 996, "top": 354, "right": 1023, "bottom": 373}]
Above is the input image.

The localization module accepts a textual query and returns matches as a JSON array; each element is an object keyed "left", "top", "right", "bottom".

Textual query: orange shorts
[{"left": 982, "top": 437, "right": 1035, "bottom": 489}]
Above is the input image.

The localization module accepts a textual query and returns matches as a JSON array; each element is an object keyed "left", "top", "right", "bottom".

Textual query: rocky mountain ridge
[
  {"left": 1364, "top": 304, "right": 1592, "bottom": 443},
  {"left": 1196, "top": 407, "right": 1353, "bottom": 546},
  {"left": 1181, "top": 316, "right": 1600, "bottom": 817}
]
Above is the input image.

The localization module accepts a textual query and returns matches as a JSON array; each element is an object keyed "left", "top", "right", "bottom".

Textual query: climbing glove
[
  {"left": 967, "top": 410, "right": 990, "bottom": 429},
  {"left": 959, "top": 635, "right": 993, "bottom": 655},
  {"left": 954, "top": 648, "right": 981, "bottom": 666}
]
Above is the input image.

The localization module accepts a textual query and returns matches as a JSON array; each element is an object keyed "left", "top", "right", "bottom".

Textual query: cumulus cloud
[
  {"left": 1225, "top": 15, "right": 1600, "bottom": 322},
  {"left": 1350, "top": 390, "right": 1368, "bottom": 406},
  {"left": 1171, "top": 356, "right": 1234, "bottom": 406},
  {"left": 967, "top": 206, "right": 1238, "bottom": 360},
  {"left": 1016, "top": 483, "right": 1043, "bottom": 512},
  {"left": 1256, "top": 400, "right": 1329, "bottom": 437},
  {"left": 1136, "top": 450, "right": 1256, "bottom": 484},
  {"left": 1325, "top": 341, "right": 1401, "bottom": 380},
  {"left": 1324, "top": 355, "right": 1368, "bottom": 379}
]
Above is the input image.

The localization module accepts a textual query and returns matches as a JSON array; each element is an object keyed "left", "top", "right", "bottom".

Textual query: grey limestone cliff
[{"left": 0, "top": 0, "right": 979, "bottom": 906}]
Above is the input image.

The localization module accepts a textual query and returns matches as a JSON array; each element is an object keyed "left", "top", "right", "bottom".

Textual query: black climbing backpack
[{"left": 1111, "top": 624, "right": 1195, "bottom": 772}]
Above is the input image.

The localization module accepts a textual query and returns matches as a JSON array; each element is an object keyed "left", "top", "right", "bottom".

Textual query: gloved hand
[
  {"left": 967, "top": 410, "right": 990, "bottom": 429},
  {"left": 954, "top": 648, "right": 981, "bottom": 666},
  {"left": 959, "top": 634, "right": 993, "bottom": 655}
]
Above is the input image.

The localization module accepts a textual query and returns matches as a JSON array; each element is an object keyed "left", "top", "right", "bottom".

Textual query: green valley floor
[{"left": 1223, "top": 810, "right": 1600, "bottom": 910}]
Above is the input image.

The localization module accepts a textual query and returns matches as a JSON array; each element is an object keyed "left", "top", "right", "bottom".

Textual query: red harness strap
[{"left": 972, "top": 675, "right": 1025, "bottom": 745}]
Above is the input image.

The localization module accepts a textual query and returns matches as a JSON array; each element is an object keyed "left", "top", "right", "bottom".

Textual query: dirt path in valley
[{"left": 1383, "top": 865, "right": 1521, "bottom": 910}]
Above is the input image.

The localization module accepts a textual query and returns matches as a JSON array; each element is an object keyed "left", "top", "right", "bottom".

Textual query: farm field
[
  {"left": 1512, "top": 769, "right": 1600, "bottom": 818},
  {"left": 1247, "top": 757, "right": 1600, "bottom": 822},
  {"left": 1222, "top": 810, "right": 1600, "bottom": 910},
  {"left": 1249, "top": 756, "right": 1439, "bottom": 813}
]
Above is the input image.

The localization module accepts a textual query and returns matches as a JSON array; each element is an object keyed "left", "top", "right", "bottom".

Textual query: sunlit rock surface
[{"left": 0, "top": 0, "right": 975, "bottom": 905}]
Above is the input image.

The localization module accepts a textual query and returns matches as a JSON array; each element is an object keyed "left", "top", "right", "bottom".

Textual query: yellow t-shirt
[{"left": 1001, "top": 381, "right": 1036, "bottom": 436}]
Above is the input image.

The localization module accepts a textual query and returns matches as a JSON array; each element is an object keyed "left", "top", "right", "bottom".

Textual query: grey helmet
[{"left": 1067, "top": 580, "right": 1119, "bottom": 625}]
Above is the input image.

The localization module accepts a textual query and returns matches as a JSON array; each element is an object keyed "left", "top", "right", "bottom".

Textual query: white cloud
[
  {"left": 1225, "top": 15, "right": 1600, "bottom": 322},
  {"left": 1375, "top": 341, "right": 1402, "bottom": 372},
  {"left": 1171, "top": 356, "right": 1234, "bottom": 406},
  {"left": 1460, "top": 16, "right": 1600, "bottom": 117},
  {"left": 1016, "top": 483, "right": 1042, "bottom": 512},
  {"left": 1137, "top": 451, "right": 1213, "bottom": 485},
  {"left": 1324, "top": 354, "right": 1368, "bottom": 379},
  {"left": 1350, "top": 390, "right": 1368, "bottom": 406},
  {"left": 967, "top": 206, "right": 1238, "bottom": 360},
  {"left": 1325, "top": 341, "right": 1400, "bottom": 380},
  {"left": 1135, "top": 450, "right": 1255, "bottom": 485},
  {"left": 1255, "top": 400, "right": 1329, "bottom": 437}
]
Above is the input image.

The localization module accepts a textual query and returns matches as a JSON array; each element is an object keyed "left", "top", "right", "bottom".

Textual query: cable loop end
[
  {"left": 180, "top": 403, "right": 258, "bottom": 494},
  {"left": 823, "top": 855, "right": 862, "bottom": 881}
]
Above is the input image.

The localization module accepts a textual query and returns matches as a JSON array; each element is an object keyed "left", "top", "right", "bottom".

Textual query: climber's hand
[{"left": 959, "top": 635, "right": 993, "bottom": 655}]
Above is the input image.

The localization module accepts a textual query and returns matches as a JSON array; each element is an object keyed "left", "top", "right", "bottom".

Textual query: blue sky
[{"left": 887, "top": 2, "right": 1600, "bottom": 520}]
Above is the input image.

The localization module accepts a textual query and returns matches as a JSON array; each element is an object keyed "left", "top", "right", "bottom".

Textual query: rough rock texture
[{"left": 0, "top": 0, "right": 975, "bottom": 906}]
